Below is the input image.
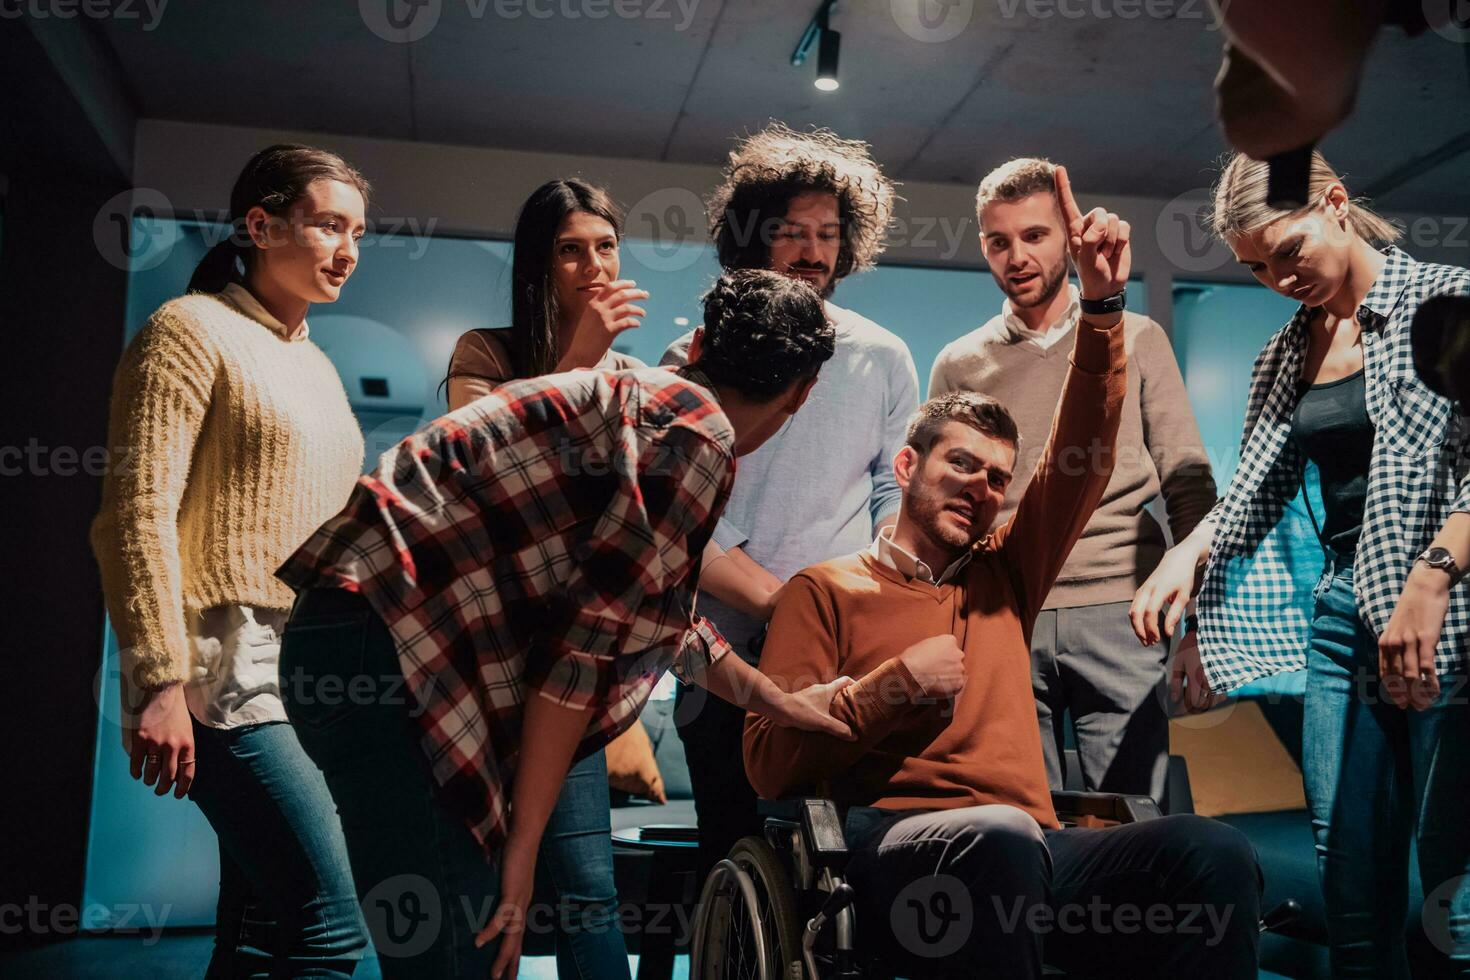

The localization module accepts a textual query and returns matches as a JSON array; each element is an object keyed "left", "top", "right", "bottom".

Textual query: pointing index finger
[{"left": 1055, "top": 165, "right": 1083, "bottom": 230}]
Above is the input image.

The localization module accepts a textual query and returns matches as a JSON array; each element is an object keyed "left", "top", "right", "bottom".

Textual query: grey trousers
[{"left": 1031, "top": 599, "right": 1170, "bottom": 803}]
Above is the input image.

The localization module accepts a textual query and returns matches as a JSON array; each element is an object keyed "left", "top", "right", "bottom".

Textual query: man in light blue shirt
[{"left": 662, "top": 123, "right": 919, "bottom": 876}]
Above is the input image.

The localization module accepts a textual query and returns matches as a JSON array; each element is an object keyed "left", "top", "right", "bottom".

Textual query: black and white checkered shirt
[{"left": 1198, "top": 247, "right": 1470, "bottom": 693}]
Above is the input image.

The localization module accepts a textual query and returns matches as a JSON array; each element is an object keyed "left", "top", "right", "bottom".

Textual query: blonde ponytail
[{"left": 1210, "top": 151, "right": 1400, "bottom": 246}]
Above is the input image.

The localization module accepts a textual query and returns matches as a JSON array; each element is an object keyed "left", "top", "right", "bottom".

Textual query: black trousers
[
  {"left": 674, "top": 678, "right": 763, "bottom": 881},
  {"left": 843, "top": 804, "right": 1263, "bottom": 979}
]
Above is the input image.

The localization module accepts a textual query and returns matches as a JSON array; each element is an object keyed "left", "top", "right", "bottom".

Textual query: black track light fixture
[{"left": 791, "top": 0, "right": 840, "bottom": 92}]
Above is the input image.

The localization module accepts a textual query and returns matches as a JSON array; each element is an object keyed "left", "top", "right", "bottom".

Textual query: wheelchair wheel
[{"left": 690, "top": 836, "right": 803, "bottom": 980}]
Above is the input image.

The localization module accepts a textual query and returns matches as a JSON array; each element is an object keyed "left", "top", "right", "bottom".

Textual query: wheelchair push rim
[{"left": 690, "top": 836, "right": 803, "bottom": 980}]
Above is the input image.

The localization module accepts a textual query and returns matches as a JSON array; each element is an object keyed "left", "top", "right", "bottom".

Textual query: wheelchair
[{"left": 689, "top": 791, "right": 1298, "bottom": 980}]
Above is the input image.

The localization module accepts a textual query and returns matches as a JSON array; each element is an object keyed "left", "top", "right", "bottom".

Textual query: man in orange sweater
[{"left": 745, "top": 172, "right": 1261, "bottom": 978}]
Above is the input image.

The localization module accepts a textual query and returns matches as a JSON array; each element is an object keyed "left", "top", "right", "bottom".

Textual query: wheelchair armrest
[
  {"left": 756, "top": 798, "right": 809, "bottom": 822},
  {"left": 1051, "top": 790, "right": 1163, "bottom": 825},
  {"left": 758, "top": 797, "right": 849, "bottom": 870}
]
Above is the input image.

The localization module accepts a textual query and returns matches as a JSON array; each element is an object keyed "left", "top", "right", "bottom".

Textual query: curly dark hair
[
  {"left": 692, "top": 269, "right": 836, "bottom": 401},
  {"left": 707, "top": 123, "right": 897, "bottom": 286},
  {"left": 906, "top": 391, "right": 1020, "bottom": 456}
]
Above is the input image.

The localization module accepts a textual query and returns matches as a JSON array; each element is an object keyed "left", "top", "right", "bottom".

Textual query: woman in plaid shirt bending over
[
  {"left": 1132, "top": 151, "right": 1470, "bottom": 976},
  {"left": 275, "top": 269, "right": 855, "bottom": 979}
]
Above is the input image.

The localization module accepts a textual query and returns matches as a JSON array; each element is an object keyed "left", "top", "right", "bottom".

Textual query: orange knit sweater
[{"left": 744, "top": 315, "right": 1126, "bottom": 828}]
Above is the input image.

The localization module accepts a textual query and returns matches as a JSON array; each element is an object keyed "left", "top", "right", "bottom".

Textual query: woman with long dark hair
[
  {"left": 445, "top": 178, "right": 646, "bottom": 980},
  {"left": 445, "top": 178, "right": 648, "bottom": 403},
  {"left": 444, "top": 179, "right": 793, "bottom": 980},
  {"left": 1132, "top": 151, "right": 1470, "bottom": 975},
  {"left": 91, "top": 144, "right": 372, "bottom": 976},
  {"left": 447, "top": 179, "right": 784, "bottom": 621}
]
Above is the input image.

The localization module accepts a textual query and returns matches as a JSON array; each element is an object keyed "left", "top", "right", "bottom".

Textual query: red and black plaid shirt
[{"left": 277, "top": 366, "right": 736, "bottom": 849}]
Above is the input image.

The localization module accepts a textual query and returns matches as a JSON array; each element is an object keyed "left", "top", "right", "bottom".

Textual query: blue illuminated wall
[{"left": 1172, "top": 282, "right": 1300, "bottom": 485}]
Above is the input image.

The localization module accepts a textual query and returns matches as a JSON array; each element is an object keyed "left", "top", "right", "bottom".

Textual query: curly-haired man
[{"left": 661, "top": 123, "right": 921, "bottom": 878}]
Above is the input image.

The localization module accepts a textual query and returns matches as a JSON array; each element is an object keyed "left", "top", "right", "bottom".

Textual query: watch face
[{"left": 1419, "top": 548, "right": 1463, "bottom": 582}]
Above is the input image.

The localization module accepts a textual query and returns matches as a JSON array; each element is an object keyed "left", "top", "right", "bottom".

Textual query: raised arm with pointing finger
[{"left": 745, "top": 167, "right": 1130, "bottom": 804}]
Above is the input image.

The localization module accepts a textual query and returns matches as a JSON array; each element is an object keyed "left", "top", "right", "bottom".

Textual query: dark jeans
[
  {"left": 842, "top": 804, "right": 1262, "bottom": 979},
  {"left": 280, "top": 588, "right": 501, "bottom": 979},
  {"left": 189, "top": 718, "right": 368, "bottom": 978},
  {"left": 280, "top": 587, "right": 632, "bottom": 980},
  {"left": 674, "top": 677, "right": 763, "bottom": 880},
  {"left": 1302, "top": 561, "right": 1470, "bottom": 977}
]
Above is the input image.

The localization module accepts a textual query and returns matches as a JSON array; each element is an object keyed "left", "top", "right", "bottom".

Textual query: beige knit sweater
[{"left": 91, "top": 284, "right": 364, "bottom": 690}]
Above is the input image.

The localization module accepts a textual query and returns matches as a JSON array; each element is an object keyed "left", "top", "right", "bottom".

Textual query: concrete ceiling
[{"left": 92, "top": 0, "right": 1470, "bottom": 213}]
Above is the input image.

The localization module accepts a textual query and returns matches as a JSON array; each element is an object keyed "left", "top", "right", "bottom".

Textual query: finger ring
[
  {"left": 145, "top": 754, "right": 160, "bottom": 763},
  {"left": 1419, "top": 669, "right": 1432, "bottom": 682}
]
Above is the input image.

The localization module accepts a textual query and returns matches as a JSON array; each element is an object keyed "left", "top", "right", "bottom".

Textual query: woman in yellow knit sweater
[{"left": 91, "top": 145, "right": 372, "bottom": 976}]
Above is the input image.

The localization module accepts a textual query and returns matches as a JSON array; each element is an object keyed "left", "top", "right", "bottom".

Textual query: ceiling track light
[
  {"left": 816, "top": 26, "right": 840, "bottom": 91},
  {"left": 792, "top": 0, "right": 840, "bottom": 92}
]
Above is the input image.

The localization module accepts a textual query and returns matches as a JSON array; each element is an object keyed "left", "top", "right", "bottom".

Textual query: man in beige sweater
[{"left": 930, "top": 159, "right": 1216, "bottom": 804}]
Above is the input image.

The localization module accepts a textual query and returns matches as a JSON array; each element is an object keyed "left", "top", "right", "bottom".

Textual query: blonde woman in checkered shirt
[{"left": 1131, "top": 150, "right": 1470, "bottom": 976}]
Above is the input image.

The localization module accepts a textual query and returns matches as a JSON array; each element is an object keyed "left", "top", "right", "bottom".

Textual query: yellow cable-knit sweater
[{"left": 91, "top": 283, "right": 364, "bottom": 690}]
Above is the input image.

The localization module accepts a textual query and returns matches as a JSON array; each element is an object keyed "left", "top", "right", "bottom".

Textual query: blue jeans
[
  {"left": 1302, "top": 560, "right": 1470, "bottom": 977},
  {"left": 281, "top": 587, "right": 629, "bottom": 979},
  {"left": 189, "top": 718, "right": 368, "bottom": 978},
  {"left": 534, "top": 749, "right": 631, "bottom": 980}
]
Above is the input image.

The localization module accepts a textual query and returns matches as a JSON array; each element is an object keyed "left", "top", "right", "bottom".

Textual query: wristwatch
[
  {"left": 1079, "top": 289, "right": 1126, "bottom": 316},
  {"left": 1414, "top": 546, "right": 1466, "bottom": 587}
]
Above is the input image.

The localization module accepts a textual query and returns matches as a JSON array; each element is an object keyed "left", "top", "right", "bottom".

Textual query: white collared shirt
[
  {"left": 185, "top": 604, "right": 290, "bottom": 728},
  {"left": 867, "top": 524, "right": 971, "bottom": 586},
  {"left": 1001, "top": 284, "right": 1079, "bottom": 351}
]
